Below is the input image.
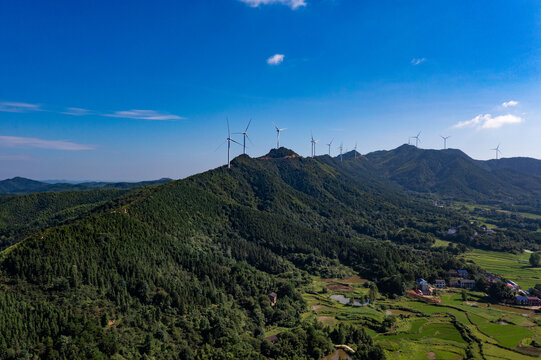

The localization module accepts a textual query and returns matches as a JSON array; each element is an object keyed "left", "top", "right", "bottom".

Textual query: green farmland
[
  {"left": 301, "top": 277, "right": 541, "bottom": 359},
  {"left": 462, "top": 249, "right": 541, "bottom": 290}
]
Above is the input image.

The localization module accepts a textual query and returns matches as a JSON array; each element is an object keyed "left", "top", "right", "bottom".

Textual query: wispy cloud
[
  {"left": 502, "top": 100, "right": 518, "bottom": 108},
  {"left": 0, "top": 154, "right": 30, "bottom": 161},
  {"left": 239, "top": 0, "right": 306, "bottom": 9},
  {"left": 454, "top": 114, "right": 523, "bottom": 130},
  {"left": 411, "top": 58, "right": 426, "bottom": 65},
  {"left": 0, "top": 135, "right": 95, "bottom": 150},
  {"left": 0, "top": 102, "right": 42, "bottom": 113},
  {"left": 104, "top": 110, "right": 184, "bottom": 120},
  {"left": 267, "top": 54, "right": 285, "bottom": 65},
  {"left": 62, "top": 107, "right": 92, "bottom": 116}
]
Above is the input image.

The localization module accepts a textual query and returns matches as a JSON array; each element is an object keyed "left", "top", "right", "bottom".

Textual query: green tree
[{"left": 530, "top": 252, "right": 541, "bottom": 267}]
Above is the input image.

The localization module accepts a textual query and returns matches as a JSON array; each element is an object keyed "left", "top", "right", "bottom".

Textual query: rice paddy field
[
  {"left": 302, "top": 276, "right": 541, "bottom": 360},
  {"left": 462, "top": 249, "right": 541, "bottom": 290}
]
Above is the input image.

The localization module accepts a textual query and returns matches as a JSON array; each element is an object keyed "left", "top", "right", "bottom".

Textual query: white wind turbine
[
  {"left": 491, "top": 144, "right": 502, "bottom": 160},
  {"left": 273, "top": 122, "right": 287, "bottom": 149},
  {"left": 440, "top": 135, "right": 450, "bottom": 150},
  {"left": 234, "top": 119, "right": 252, "bottom": 155},
  {"left": 216, "top": 118, "right": 242, "bottom": 169},
  {"left": 412, "top": 132, "right": 421, "bottom": 148},
  {"left": 310, "top": 132, "right": 319, "bottom": 157},
  {"left": 326, "top": 138, "right": 334, "bottom": 156}
]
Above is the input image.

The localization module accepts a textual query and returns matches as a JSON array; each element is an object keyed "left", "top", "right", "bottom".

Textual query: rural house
[
  {"left": 457, "top": 270, "right": 468, "bottom": 278},
  {"left": 515, "top": 296, "right": 528, "bottom": 306},
  {"left": 527, "top": 297, "right": 541, "bottom": 307},
  {"left": 434, "top": 279, "right": 446, "bottom": 288},
  {"left": 458, "top": 279, "right": 475, "bottom": 289}
]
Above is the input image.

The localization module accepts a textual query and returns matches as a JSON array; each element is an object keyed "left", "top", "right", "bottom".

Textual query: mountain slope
[
  {"left": 0, "top": 177, "right": 172, "bottom": 195},
  {"left": 0, "top": 149, "right": 465, "bottom": 359},
  {"left": 485, "top": 157, "right": 541, "bottom": 178},
  {"left": 364, "top": 145, "right": 541, "bottom": 204}
]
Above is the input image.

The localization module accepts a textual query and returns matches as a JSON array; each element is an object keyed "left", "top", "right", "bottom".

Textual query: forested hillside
[
  {"left": 364, "top": 145, "right": 541, "bottom": 205},
  {"left": 1, "top": 147, "right": 540, "bottom": 359},
  {"left": 0, "top": 148, "right": 472, "bottom": 359}
]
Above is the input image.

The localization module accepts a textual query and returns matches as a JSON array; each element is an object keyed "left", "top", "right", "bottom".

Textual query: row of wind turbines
[
  {"left": 407, "top": 132, "right": 502, "bottom": 159},
  {"left": 219, "top": 120, "right": 503, "bottom": 169}
]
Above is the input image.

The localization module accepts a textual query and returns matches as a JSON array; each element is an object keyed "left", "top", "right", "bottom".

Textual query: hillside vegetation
[{"left": 1, "top": 146, "right": 540, "bottom": 359}]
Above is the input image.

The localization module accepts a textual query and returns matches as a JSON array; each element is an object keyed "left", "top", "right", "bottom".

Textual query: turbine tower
[
  {"left": 216, "top": 118, "right": 241, "bottom": 169},
  {"left": 354, "top": 142, "right": 358, "bottom": 159},
  {"left": 310, "top": 132, "right": 319, "bottom": 157},
  {"left": 339, "top": 143, "right": 344, "bottom": 162},
  {"left": 326, "top": 138, "right": 334, "bottom": 156},
  {"left": 440, "top": 135, "right": 450, "bottom": 150},
  {"left": 413, "top": 132, "right": 421, "bottom": 148},
  {"left": 273, "top": 122, "right": 287, "bottom": 149},
  {"left": 491, "top": 144, "right": 502, "bottom": 160},
  {"left": 234, "top": 119, "right": 252, "bottom": 155}
]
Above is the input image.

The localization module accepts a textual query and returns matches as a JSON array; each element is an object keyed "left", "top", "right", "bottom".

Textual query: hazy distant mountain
[
  {"left": 363, "top": 145, "right": 541, "bottom": 204},
  {"left": 0, "top": 177, "right": 172, "bottom": 195},
  {"left": 484, "top": 157, "right": 541, "bottom": 178}
]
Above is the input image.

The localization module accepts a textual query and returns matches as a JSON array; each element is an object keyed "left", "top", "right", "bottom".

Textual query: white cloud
[
  {"left": 502, "top": 100, "right": 518, "bottom": 108},
  {"left": 0, "top": 135, "right": 95, "bottom": 151},
  {"left": 454, "top": 114, "right": 523, "bottom": 130},
  {"left": 104, "top": 110, "right": 184, "bottom": 120},
  {"left": 0, "top": 102, "right": 42, "bottom": 113},
  {"left": 62, "top": 107, "right": 92, "bottom": 116},
  {"left": 239, "top": 0, "right": 306, "bottom": 9},
  {"left": 411, "top": 58, "right": 426, "bottom": 65},
  {"left": 267, "top": 54, "right": 285, "bottom": 65}
]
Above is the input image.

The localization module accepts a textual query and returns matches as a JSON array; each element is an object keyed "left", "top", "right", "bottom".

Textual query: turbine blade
[
  {"left": 214, "top": 140, "right": 227, "bottom": 152},
  {"left": 246, "top": 134, "right": 254, "bottom": 146},
  {"left": 245, "top": 119, "right": 252, "bottom": 132},
  {"left": 231, "top": 139, "right": 242, "bottom": 145}
]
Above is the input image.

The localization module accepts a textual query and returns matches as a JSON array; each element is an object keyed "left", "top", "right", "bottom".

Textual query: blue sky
[{"left": 1, "top": 0, "right": 540, "bottom": 181}]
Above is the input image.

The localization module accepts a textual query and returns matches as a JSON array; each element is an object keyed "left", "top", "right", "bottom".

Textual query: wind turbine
[
  {"left": 354, "top": 142, "right": 358, "bottom": 159},
  {"left": 310, "top": 132, "right": 319, "bottom": 157},
  {"left": 339, "top": 143, "right": 344, "bottom": 162},
  {"left": 491, "top": 144, "right": 502, "bottom": 160},
  {"left": 413, "top": 132, "right": 421, "bottom": 148},
  {"left": 216, "top": 118, "right": 241, "bottom": 169},
  {"left": 273, "top": 122, "right": 287, "bottom": 149},
  {"left": 326, "top": 138, "right": 334, "bottom": 156},
  {"left": 440, "top": 135, "right": 450, "bottom": 150},
  {"left": 234, "top": 119, "right": 252, "bottom": 155}
]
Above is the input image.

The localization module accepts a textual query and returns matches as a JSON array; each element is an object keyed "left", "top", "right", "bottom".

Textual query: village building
[
  {"left": 417, "top": 278, "right": 432, "bottom": 295},
  {"left": 527, "top": 297, "right": 541, "bottom": 307},
  {"left": 447, "top": 270, "right": 458, "bottom": 278},
  {"left": 458, "top": 279, "right": 476, "bottom": 289},
  {"left": 447, "top": 228, "right": 457, "bottom": 235},
  {"left": 515, "top": 296, "right": 528, "bottom": 306},
  {"left": 449, "top": 279, "right": 460, "bottom": 287},
  {"left": 457, "top": 270, "right": 468, "bottom": 278},
  {"left": 268, "top": 292, "right": 277, "bottom": 307},
  {"left": 434, "top": 279, "right": 446, "bottom": 288}
]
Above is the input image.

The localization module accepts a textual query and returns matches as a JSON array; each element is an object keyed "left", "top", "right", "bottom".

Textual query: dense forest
[{"left": 0, "top": 146, "right": 540, "bottom": 359}]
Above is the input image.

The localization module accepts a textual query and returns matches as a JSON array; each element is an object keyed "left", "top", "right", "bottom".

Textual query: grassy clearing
[{"left": 461, "top": 249, "right": 541, "bottom": 289}]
